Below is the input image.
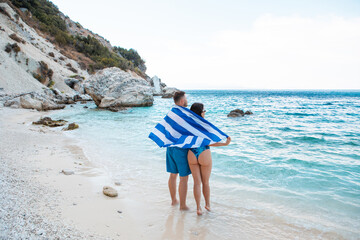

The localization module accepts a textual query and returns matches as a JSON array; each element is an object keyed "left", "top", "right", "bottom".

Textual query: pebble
[
  {"left": 61, "top": 169, "right": 74, "bottom": 175},
  {"left": 114, "top": 181, "right": 121, "bottom": 186},
  {"left": 103, "top": 186, "right": 118, "bottom": 197}
]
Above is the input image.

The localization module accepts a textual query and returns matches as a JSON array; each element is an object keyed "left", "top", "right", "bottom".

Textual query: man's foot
[
  {"left": 180, "top": 205, "right": 190, "bottom": 211},
  {"left": 197, "top": 207, "right": 203, "bottom": 216},
  {"left": 171, "top": 199, "right": 179, "bottom": 206},
  {"left": 205, "top": 205, "right": 211, "bottom": 212}
]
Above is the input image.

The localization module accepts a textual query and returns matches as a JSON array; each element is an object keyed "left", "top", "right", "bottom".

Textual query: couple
[{"left": 163, "top": 91, "right": 231, "bottom": 216}]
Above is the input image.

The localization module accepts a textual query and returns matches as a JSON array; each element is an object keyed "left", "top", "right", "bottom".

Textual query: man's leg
[
  {"left": 168, "top": 173, "right": 179, "bottom": 205},
  {"left": 179, "top": 175, "right": 189, "bottom": 210}
]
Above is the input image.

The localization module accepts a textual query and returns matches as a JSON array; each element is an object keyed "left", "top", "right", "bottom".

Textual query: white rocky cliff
[
  {"left": 0, "top": 2, "right": 179, "bottom": 111},
  {"left": 0, "top": 2, "right": 88, "bottom": 94}
]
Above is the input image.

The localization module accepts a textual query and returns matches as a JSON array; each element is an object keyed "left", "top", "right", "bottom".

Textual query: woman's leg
[
  {"left": 188, "top": 151, "right": 203, "bottom": 215},
  {"left": 198, "top": 149, "right": 212, "bottom": 211}
]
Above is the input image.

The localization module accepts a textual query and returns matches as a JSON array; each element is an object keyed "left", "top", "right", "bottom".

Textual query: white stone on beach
[
  {"left": 102, "top": 186, "right": 118, "bottom": 197},
  {"left": 61, "top": 169, "right": 74, "bottom": 175}
]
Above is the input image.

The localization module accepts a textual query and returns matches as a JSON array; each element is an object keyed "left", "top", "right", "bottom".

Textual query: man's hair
[{"left": 173, "top": 91, "right": 186, "bottom": 103}]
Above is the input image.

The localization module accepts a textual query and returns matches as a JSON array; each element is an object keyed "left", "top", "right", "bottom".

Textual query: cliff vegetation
[{"left": 9, "top": 0, "right": 146, "bottom": 77}]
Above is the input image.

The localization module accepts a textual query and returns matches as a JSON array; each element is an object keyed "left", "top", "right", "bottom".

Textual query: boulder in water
[
  {"left": 84, "top": 67, "right": 154, "bottom": 110},
  {"left": 161, "top": 87, "right": 179, "bottom": 98},
  {"left": 227, "top": 109, "right": 244, "bottom": 117},
  {"left": 227, "top": 109, "right": 253, "bottom": 117}
]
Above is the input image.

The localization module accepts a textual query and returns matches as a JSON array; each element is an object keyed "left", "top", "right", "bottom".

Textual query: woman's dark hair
[{"left": 190, "top": 102, "right": 204, "bottom": 117}]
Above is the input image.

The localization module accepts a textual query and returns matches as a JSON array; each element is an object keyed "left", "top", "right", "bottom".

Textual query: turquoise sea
[{"left": 51, "top": 90, "right": 360, "bottom": 239}]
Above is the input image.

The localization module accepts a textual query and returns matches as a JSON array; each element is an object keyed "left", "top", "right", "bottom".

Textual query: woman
[{"left": 188, "top": 103, "right": 231, "bottom": 215}]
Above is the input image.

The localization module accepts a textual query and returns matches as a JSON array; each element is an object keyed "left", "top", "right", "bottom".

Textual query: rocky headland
[{"left": 0, "top": 1, "right": 179, "bottom": 112}]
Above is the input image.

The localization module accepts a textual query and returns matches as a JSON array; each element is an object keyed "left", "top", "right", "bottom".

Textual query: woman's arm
[{"left": 209, "top": 137, "right": 231, "bottom": 147}]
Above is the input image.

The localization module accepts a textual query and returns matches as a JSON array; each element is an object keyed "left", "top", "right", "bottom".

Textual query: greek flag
[{"left": 149, "top": 105, "right": 228, "bottom": 148}]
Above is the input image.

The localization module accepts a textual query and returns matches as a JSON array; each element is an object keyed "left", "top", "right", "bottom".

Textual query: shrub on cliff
[
  {"left": 11, "top": 0, "right": 66, "bottom": 33},
  {"left": 0, "top": 6, "right": 13, "bottom": 20},
  {"left": 9, "top": 33, "right": 25, "bottom": 44},
  {"left": 4, "top": 43, "right": 21, "bottom": 56},
  {"left": 33, "top": 61, "right": 53, "bottom": 84},
  {"left": 114, "top": 47, "right": 145, "bottom": 68}
]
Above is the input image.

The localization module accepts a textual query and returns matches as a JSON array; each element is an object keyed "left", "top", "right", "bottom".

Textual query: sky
[{"left": 51, "top": 0, "right": 360, "bottom": 90}]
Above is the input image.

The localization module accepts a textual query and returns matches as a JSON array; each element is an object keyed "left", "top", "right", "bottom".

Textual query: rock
[
  {"left": 42, "top": 101, "right": 65, "bottom": 111},
  {"left": 114, "top": 181, "right": 121, "bottom": 186},
  {"left": 65, "top": 78, "right": 85, "bottom": 94},
  {"left": 62, "top": 169, "right": 74, "bottom": 175},
  {"left": 20, "top": 94, "right": 42, "bottom": 111},
  {"left": 4, "top": 97, "right": 20, "bottom": 108},
  {"left": 151, "top": 75, "right": 162, "bottom": 96},
  {"left": 107, "top": 106, "right": 127, "bottom": 112},
  {"left": 63, "top": 123, "right": 79, "bottom": 131},
  {"left": 3, "top": 92, "right": 66, "bottom": 111},
  {"left": 83, "top": 106, "right": 88, "bottom": 108},
  {"left": 33, "top": 117, "right": 68, "bottom": 127},
  {"left": 80, "top": 94, "right": 92, "bottom": 101},
  {"left": 84, "top": 67, "right": 154, "bottom": 109},
  {"left": 52, "top": 91, "right": 78, "bottom": 105},
  {"left": 73, "top": 95, "right": 82, "bottom": 102},
  {"left": 103, "top": 186, "right": 118, "bottom": 197},
  {"left": 227, "top": 109, "right": 253, "bottom": 117},
  {"left": 161, "top": 87, "right": 179, "bottom": 98},
  {"left": 227, "top": 109, "right": 245, "bottom": 117},
  {"left": 117, "top": 210, "right": 122, "bottom": 214}
]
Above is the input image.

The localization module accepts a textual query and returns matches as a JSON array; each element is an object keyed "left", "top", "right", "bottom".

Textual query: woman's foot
[
  {"left": 171, "top": 199, "right": 179, "bottom": 206},
  {"left": 205, "top": 205, "right": 211, "bottom": 212},
  {"left": 180, "top": 205, "right": 190, "bottom": 211},
  {"left": 197, "top": 207, "right": 203, "bottom": 216}
]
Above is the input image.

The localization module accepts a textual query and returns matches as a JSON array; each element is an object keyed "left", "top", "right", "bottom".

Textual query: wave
[
  {"left": 285, "top": 112, "right": 317, "bottom": 117},
  {"left": 277, "top": 127, "right": 302, "bottom": 132},
  {"left": 291, "top": 136, "right": 326, "bottom": 143},
  {"left": 286, "top": 158, "right": 326, "bottom": 168},
  {"left": 266, "top": 141, "right": 284, "bottom": 148},
  {"left": 343, "top": 141, "right": 360, "bottom": 146}
]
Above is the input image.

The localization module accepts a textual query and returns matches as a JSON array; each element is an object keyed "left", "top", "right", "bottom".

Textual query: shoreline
[{"left": 0, "top": 105, "right": 354, "bottom": 239}]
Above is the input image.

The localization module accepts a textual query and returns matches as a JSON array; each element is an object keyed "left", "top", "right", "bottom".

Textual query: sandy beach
[{"left": 0, "top": 107, "right": 176, "bottom": 240}]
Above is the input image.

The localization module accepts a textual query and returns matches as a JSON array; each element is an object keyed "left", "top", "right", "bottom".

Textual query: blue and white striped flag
[{"left": 149, "top": 105, "right": 228, "bottom": 148}]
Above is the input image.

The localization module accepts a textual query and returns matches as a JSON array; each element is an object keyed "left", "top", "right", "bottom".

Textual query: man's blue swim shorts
[{"left": 166, "top": 147, "right": 191, "bottom": 177}]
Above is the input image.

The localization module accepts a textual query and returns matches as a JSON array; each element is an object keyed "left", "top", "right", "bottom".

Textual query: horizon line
[{"left": 182, "top": 88, "right": 360, "bottom": 91}]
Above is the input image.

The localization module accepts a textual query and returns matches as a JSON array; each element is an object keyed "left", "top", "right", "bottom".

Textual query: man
[{"left": 166, "top": 91, "right": 190, "bottom": 210}]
